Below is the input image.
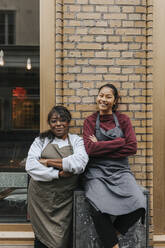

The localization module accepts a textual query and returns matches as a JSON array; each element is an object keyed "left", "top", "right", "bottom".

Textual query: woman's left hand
[
  {"left": 89, "top": 135, "right": 98, "bottom": 142},
  {"left": 59, "top": 170, "right": 73, "bottom": 178},
  {"left": 39, "top": 158, "right": 63, "bottom": 169}
]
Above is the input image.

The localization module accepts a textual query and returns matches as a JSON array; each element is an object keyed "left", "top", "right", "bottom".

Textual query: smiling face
[
  {"left": 49, "top": 113, "right": 69, "bottom": 139},
  {"left": 97, "top": 87, "right": 116, "bottom": 115}
]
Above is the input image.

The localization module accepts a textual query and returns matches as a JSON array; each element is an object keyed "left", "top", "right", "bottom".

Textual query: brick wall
[{"left": 55, "top": 0, "right": 153, "bottom": 245}]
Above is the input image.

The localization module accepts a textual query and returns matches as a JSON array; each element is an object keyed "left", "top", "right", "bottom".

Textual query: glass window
[
  {"left": 0, "top": 172, "right": 28, "bottom": 223},
  {"left": 0, "top": 0, "right": 39, "bottom": 223},
  {"left": 0, "top": 11, "right": 15, "bottom": 45}
]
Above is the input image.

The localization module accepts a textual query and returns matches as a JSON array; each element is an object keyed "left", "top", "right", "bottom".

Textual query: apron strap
[
  {"left": 112, "top": 112, "right": 120, "bottom": 128},
  {"left": 53, "top": 136, "right": 73, "bottom": 158},
  {"left": 67, "top": 135, "right": 73, "bottom": 153},
  {"left": 96, "top": 112, "right": 120, "bottom": 129},
  {"left": 96, "top": 112, "right": 100, "bottom": 131}
]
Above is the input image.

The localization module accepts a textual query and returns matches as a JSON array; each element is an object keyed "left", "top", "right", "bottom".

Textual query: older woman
[
  {"left": 83, "top": 84, "right": 146, "bottom": 248},
  {"left": 26, "top": 105, "right": 88, "bottom": 248}
]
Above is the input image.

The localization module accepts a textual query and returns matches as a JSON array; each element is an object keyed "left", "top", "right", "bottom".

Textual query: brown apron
[{"left": 28, "top": 139, "right": 79, "bottom": 248}]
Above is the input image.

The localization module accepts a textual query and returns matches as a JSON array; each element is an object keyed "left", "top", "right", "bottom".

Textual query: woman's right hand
[
  {"left": 59, "top": 170, "right": 73, "bottom": 178},
  {"left": 89, "top": 135, "right": 98, "bottom": 142},
  {"left": 39, "top": 158, "right": 49, "bottom": 167}
]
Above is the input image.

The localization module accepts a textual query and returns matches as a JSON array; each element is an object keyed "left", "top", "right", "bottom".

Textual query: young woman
[
  {"left": 83, "top": 84, "right": 146, "bottom": 248},
  {"left": 26, "top": 105, "right": 88, "bottom": 248}
]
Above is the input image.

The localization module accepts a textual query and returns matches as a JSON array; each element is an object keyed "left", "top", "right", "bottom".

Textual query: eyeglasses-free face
[
  {"left": 49, "top": 113, "right": 69, "bottom": 139},
  {"left": 96, "top": 87, "right": 116, "bottom": 115}
]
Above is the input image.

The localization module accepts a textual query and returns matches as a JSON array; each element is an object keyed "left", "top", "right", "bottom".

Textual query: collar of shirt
[{"left": 51, "top": 136, "right": 69, "bottom": 148}]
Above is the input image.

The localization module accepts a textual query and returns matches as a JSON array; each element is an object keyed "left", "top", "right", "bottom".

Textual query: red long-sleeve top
[{"left": 83, "top": 111, "right": 137, "bottom": 158}]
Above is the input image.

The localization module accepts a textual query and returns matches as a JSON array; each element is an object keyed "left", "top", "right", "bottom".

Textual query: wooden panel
[
  {"left": 0, "top": 225, "right": 34, "bottom": 245},
  {"left": 0, "top": 224, "right": 33, "bottom": 232},
  {"left": 40, "top": 0, "right": 56, "bottom": 132},
  {"left": 0, "top": 245, "right": 33, "bottom": 247},
  {"left": 154, "top": 235, "right": 165, "bottom": 247},
  {"left": 153, "top": 0, "right": 165, "bottom": 234}
]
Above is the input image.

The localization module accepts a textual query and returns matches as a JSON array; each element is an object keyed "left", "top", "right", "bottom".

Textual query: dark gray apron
[
  {"left": 84, "top": 113, "right": 146, "bottom": 216},
  {"left": 28, "top": 138, "right": 78, "bottom": 248}
]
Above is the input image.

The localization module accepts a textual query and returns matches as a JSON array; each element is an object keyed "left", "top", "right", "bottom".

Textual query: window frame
[{"left": 40, "top": 0, "right": 55, "bottom": 132}]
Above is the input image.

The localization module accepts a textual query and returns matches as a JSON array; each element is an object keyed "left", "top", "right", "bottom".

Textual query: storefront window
[{"left": 0, "top": 0, "right": 39, "bottom": 222}]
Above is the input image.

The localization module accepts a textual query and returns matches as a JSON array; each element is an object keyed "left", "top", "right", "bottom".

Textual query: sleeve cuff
[
  {"left": 62, "top": 157, "right": 69, "bottom": 172},
  {"left": 53, "top": 169, "right": 60, "bottom": 179}
]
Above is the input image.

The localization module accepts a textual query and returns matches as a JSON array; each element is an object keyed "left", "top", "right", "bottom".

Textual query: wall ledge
[{"left": 0, "top": 231, "right": 34, "bottom": 239}]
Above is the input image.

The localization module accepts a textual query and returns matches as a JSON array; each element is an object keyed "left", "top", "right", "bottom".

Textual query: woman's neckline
[
  {"left": 54, "top": 135, "right": 69, "bottom": 141},
  {"left": 99, "top": 113, "right": 114, "bottom": 122}
]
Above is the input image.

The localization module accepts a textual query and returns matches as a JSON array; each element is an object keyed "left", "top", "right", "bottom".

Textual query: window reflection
[
  {"left": 0, "top": 0, "right": 39, "bottom": 222},
  {"left": 12, "top": 87, "right": 39, "bottom": 129},
  {"left": 0, "top": 187, "right": 27, "bottom": 222}
]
